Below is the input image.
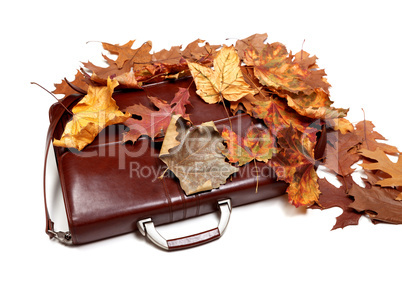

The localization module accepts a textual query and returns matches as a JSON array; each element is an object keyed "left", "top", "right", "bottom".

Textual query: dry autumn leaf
[
  {"left": 243, "top": 41, "right": 348, "bottom": 120},
  {"left": 285, "top": 89, "right": 348, "bottom": 120},
  {"left": 229, "top": 66, "right": 266, "bottom": 116},
  {"left": 53, "top": 78, "right": 131, "bottom": 151},
  {"left": 221, "top": 126, "right": 276, "bottom": 166},
  {"left": 187, "top": 45, "right": 258, "bottom": 104},
  {"left": 101, "top": 40, "right": 153, "bottom": 71},
  {"left": 244, "top": 42, "right": 330, "bottom": 96},
  {"left": 53, "top": 70, "right": 89, "bottom": 98},
  {"left": 181, "top": 39, "right": 220, "bottom": 62},
  {"left": 159, "top": 116, "right": 238, "bottom": 195},
  {"left": 252, "top": 96, "right": 318, "bottom": 143},
  {"left": 235, "top": 33, "right": 268, "bottom": 60},
  {"left": 123, "top": 88, "right": 191, "bottom": 144},
  {"left": 355, "top": 120, "right": 399, "bottom": 155},
  {"left": 349, "top": 182, "right": 402, "bottom": 224},
  {"left": 325, "top": 131, "right": 361, "bottom": 177},
  {"left": 310, "top": 178, "right": 361, "bottom": 230},
  {"left": 83, "top": 40, "right": 152, "bottom": 89},
  {"left": 359, "top": 148, "right": 402, "bottom": 188},
  {"left": 81, "top": 39, "right": 221, "bottom": 91},
  {"left": 270, "top": 126, "right": 320, "bottom": 207},
  {"left": 331, "top": 118, "right": 354, "bottom": 134}
]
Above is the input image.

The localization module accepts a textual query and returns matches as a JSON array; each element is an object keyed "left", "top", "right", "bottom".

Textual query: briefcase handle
[{"left": 137, "top": 199, "right": 232, "bottom": 250}]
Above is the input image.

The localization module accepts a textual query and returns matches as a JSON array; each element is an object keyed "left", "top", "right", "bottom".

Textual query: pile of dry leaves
[{"left": 49, "top": 33, "right": 402, "bottom": 230}]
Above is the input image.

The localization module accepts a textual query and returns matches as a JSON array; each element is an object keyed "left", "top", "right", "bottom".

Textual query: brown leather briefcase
[{"left": 44, "top": 77, "right": 323, "bottom": 250}]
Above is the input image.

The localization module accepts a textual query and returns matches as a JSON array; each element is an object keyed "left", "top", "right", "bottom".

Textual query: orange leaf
[
  {"left": 270, "top": 126, "right": 320, "bottom": 207},
  {"left": 359, "top": 148, "right": 402, "bottom": 188},
  {"left": 102, "top": 40, "right": 152, "bottom": 70},
  {"left": 252, "top": 96, "right": 318, "bottom": 143},
  {"left": 221, "top": 126, "right": 276, "bottom": 166},
  {"left": 244, "top": 43, "right": 330, "bottom": 95}
]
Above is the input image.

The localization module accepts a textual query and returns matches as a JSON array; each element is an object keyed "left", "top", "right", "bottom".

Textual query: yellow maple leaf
[
  {"left": 187, "top": 45, "right": 257, "bottom": 104},
  {"left": 53, "top": 78, "right": 131, "bottom": 151}
]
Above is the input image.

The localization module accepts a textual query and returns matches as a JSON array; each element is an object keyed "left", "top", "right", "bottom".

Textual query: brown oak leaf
[
  {"left": 349, "top": 182, "right": 402, "bottom": 224},
  {"left": 325, "top": 131, "right": 361, "bottom": 176},
  {"left": 181, "top": 39, "right": 220, "bottom": 62},
  {"left": 355, "top": 120, "right": 399, "bottom": 155},
  {"left": 83, "top": 40, "right": 152, "bottom": 88},
  {"left": 310, "top": 178, "right": 361, "bottom": 230},
  {"left": 159, "top": 115, "right": 238, "bottom": 195},
  {"left": 102, "top": 40, "right": 153, "bottom": 71},
  {"left": 123, "top": 88, "right": 191, "bottom": 143},
  {"left": 359, "top": 148, "right": 402, "bottom": 188},
  {"left": 53, "top": 70, "right": 89, "bottom": 98}
]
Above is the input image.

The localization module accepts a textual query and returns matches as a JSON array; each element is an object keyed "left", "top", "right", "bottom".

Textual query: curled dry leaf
[
  {"left": 285, "top": 89, "right": 348, "bottom": 120},
  {"left": 123, "top": 87, "right": 191, "bottom": 143},
  {"left": 53, "top": 78, "right": 131, "bottom": 151},
  {"left": 187, "top": 45, "right": 258, "bottom": 104},
  {"left": 159, "top": 115, "right": 238, "bottom": 195}
]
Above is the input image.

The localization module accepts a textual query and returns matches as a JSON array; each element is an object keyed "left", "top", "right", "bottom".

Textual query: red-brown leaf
[{"left": 123, "top": 88, "right": 191, "bottom": 143}]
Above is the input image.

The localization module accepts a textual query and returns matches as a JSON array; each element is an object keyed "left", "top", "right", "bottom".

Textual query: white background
[{"left": 2, "top": 0, "right": 402, "bottom": 285}]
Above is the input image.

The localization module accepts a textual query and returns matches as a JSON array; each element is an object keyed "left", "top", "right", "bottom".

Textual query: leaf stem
[
  {"left": 219, "top": 92, "right": 233, "bottom": 130},
  {"left": 31, "top": 82, "right": 73, "bottom": 115},
  {"left": 254, "top": 159, "right": 259, "bottom": 193},
  {"left": 362, "top": 108, "right": 369, "bottom": 150},
  {"left": 64, "top": 77, "right": 87, "bottom": 95}
]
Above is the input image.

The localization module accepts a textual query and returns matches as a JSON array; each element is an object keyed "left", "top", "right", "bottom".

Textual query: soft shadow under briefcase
[{"left": 43, "top": 77, "right": 324, "bottom": 250}]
